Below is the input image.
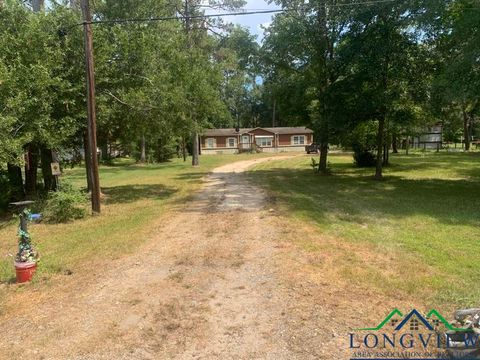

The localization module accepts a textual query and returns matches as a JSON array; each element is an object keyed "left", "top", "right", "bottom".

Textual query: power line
[
  {"left": 81, "top": 0, "right": 398, "bottom": 26},
  {"left": 85, "top": 9, "right": 283, "bottom": 25}
]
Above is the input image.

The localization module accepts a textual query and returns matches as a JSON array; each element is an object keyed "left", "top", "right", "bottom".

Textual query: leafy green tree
[
  {"left": 335, "top": 1, "right": 429, "bottom": 178},
  {"left": 217, "top": 26, "right": 261, "bottom": 128},
  {"left": 427, "top": 0, "right": 479, "bottom": 150},
  {"left": 263, "top": 0, "right": 360, "bottom": 173},
  {"left": 1, "top": 2, "right": 92, "bottom": 198}
]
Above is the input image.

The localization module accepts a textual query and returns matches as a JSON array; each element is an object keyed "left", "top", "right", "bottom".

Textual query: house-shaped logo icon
[{"left": 394, "top": 309, "right": 434, "bottom": 331}]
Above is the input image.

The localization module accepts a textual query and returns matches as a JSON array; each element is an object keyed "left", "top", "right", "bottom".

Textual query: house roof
[{"left": 202, "top": 127, "right": 313, "bottom": 136}]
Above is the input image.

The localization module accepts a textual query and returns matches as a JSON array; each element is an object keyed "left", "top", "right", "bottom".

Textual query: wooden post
[
  {"left": 81, "top": 0, "right": 101, "bottom": 214},
  {"left": 184, "top": 0, "right": 200, "bottom": 166},
  {"left": 32, "top": 0, "right": 44, "bottom": 12}
]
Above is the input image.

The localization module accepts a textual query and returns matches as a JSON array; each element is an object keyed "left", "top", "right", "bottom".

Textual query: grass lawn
[
  {"left": 0, "top": 153, "right": 271, "bottom": 287},
  {"left": 248, "top": 151, "right": 480, "bottom": 308}
]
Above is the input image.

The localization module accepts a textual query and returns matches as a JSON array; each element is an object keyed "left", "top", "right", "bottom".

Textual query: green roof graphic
[
  {"left": 355, "top": 308, "right": 470, "bottom": 331},
  {"left": 427, "top": 309, "right": 469, "bottom": 331},
  {"left": 356, "top": 308, "right": 403, "bottom": 331}
]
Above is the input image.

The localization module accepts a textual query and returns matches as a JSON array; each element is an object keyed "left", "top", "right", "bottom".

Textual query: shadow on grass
[
  {"left": 96, "top": 164, "right": 181, "bottom": 176},
  {"left": 0, "top": 216, "right": 13, "bottom": 229},
  {"left": 248, "top": 166, "right": 480, "bottom": 227},
  {"left": 101, "top": 184, "right": 177, "bottom": 204},
  {"left": 174, "top": 172, "right": 206, "bottom": 182},
  {"left": 0, "top": 276, "right": 17, "bottom": 285},
  {"left": 66, "top": 161, "right": 185, "bottom": 179}
]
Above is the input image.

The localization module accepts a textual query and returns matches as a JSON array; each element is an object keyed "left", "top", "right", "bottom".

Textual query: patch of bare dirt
[{"left": 0, "top": 155, "right": 420, "bottom": 359}]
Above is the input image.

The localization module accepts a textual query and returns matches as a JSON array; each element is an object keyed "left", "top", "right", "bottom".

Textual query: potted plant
[{"left": 13, "top": 206, "right": 39, "bottom": 283}]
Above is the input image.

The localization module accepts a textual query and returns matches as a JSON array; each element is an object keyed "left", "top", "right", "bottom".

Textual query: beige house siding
[{"left": 204, "top": 136, "right": 239, "bottom": 149}]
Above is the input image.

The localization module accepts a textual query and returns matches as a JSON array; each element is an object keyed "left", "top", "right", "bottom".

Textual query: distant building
[
  {"left": 200, "top": 127, "right": 314, "bottom": 155},
  {"left": 412, "top": 124, "right": 442, "bottom": 149}
]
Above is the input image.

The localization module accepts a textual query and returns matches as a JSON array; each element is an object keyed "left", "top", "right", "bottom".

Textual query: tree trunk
[
  {"left": 315, "top": 1, "right": 330, "bottom": 176},
  {"left": 24, "top": 144, "right": 39, "bottom": 196},
  {"left": 384, "top": 144, "right": 390, "bottom": 166},
  {"left": 405, "top": 135, "right": 410, "bottom": 155},
  {"left": 375, "top": 116, "right": 385, "bottom": 180},
  {"left": 463, "top": 108, "right": 471, "bottom": 151},
  {"left": 83, "top": 131, "right": 93, "bottom": 192},
  {"left": 40, "top": 147, "right": 58, "bottom": 191},
  {"left": 382, "top": 142, "right": 389, "bottom": 166},
  {"left": 140, "top": 134, "right": 146, "bottom": 163},
  {"left": 392, "top": 133, "right": 398, "bottom": 153},
  {"left": 272, "top": 98, "right": 276, "bottom": 127},
  {"left": 318, "top": 142, "right": 328, "bottom": 174},
  {"left": 182, "top": 137, "right": 187, "bottom": 162},
  {"left": 192, "top": 132, "right": 199, "bottom": 166},
  {"left": 7, "top": 163, "right": 24, "bottom": 201},
  {"left": 101, "top": 142, "right": 108, "bottom": 161},
  {"left": 383, "top": 134, "right": 390, "bottom": 166}
]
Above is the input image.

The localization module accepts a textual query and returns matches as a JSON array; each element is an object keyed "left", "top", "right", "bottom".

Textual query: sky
[
  {"left": 45, "top": 0, "right": 280, "bottom": 42},
  {"left": 210, "top": 0, "right": 281, "bottom": 42}
]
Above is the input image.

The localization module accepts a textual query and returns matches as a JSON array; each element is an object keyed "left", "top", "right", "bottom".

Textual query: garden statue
[{"left": 10, "top": 201, "right": 39, "bottom": 283}]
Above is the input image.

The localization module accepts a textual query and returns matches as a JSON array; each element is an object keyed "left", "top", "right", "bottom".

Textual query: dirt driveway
[{"left": 0, "top": 156, "right": 389, "bottom": 359}]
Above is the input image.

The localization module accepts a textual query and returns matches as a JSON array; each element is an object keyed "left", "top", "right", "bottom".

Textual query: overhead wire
[{"left": 79, "top": 0, "right": 400, "bottom": 26}]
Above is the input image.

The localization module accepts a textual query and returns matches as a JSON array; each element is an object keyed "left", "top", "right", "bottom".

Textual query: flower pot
[{"left": 14, "top": 261, "right": 37, "bottom": 283}]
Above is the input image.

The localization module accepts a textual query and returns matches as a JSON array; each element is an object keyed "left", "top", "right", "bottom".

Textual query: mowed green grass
[
  {"left": 248, "top": 152, "right": 480, "bottom": 307},
  {"left": 0, "top": 154, "right": 270, "bottom": 285}
]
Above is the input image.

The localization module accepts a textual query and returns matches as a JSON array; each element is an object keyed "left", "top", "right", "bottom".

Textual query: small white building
[{"left": 412, "top": 124, "right": 442, "bottom": 149}]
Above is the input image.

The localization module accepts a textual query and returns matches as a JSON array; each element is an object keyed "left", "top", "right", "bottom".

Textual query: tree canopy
[{"left": 0, "top": 0, "right": 478, "bottom": 207}]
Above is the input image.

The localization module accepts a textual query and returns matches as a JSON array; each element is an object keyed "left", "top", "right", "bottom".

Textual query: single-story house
[{"left": 200, "top": 127, "right": 314, "bottom": 155}]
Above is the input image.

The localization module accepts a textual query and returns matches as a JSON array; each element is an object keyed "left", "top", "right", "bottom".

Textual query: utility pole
[
  {"left": 185, "top": 0, "right": 190, "bottom": 36},
  {"left": 32, "top": 0, "right": 44, "bottom": 12},
  {"left": 81, "top": 0, "right": 101, "bottom": 214},
  {"left": 184, "top": 0, "right": 200, "bottom": 166}
]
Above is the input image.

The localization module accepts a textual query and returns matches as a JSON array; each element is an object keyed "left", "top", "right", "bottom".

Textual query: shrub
[
  {"left": 153, "top": 137, "right": 177, "bottom": 162},
  {"left": 43, "top": 182, "right": 87, "bottom": 223},
  {"left": 349, "top": 121, "right": 378, "bottom": 168},
  {"left": 353, "top": 150, "right": 376, "bottom": 167}
]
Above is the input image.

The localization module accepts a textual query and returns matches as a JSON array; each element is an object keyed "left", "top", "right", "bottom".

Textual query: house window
[
  {"left": 206, "top": 138, "right": 216, "bottom": 148},
  {"left": 292, "top": 135, "right": 306, "bottom": 145},
  {"left": 227, "top": 137, "right": 236, "bottom": 148},
  {"left": 410, "top": 318, "right": 419, "bottom": 331},
  {"left": 255, "top": 136, "right": 273, "bottom": 147}
]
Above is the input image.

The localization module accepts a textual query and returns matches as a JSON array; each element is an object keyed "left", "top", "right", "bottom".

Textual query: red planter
[{"left": 14, "top": 261, "right": 37, "bottom": 283}]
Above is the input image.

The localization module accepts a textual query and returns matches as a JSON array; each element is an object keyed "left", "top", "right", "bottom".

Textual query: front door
[{"left": 242, "top": 135, "right": 250, "bottom": 149}]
